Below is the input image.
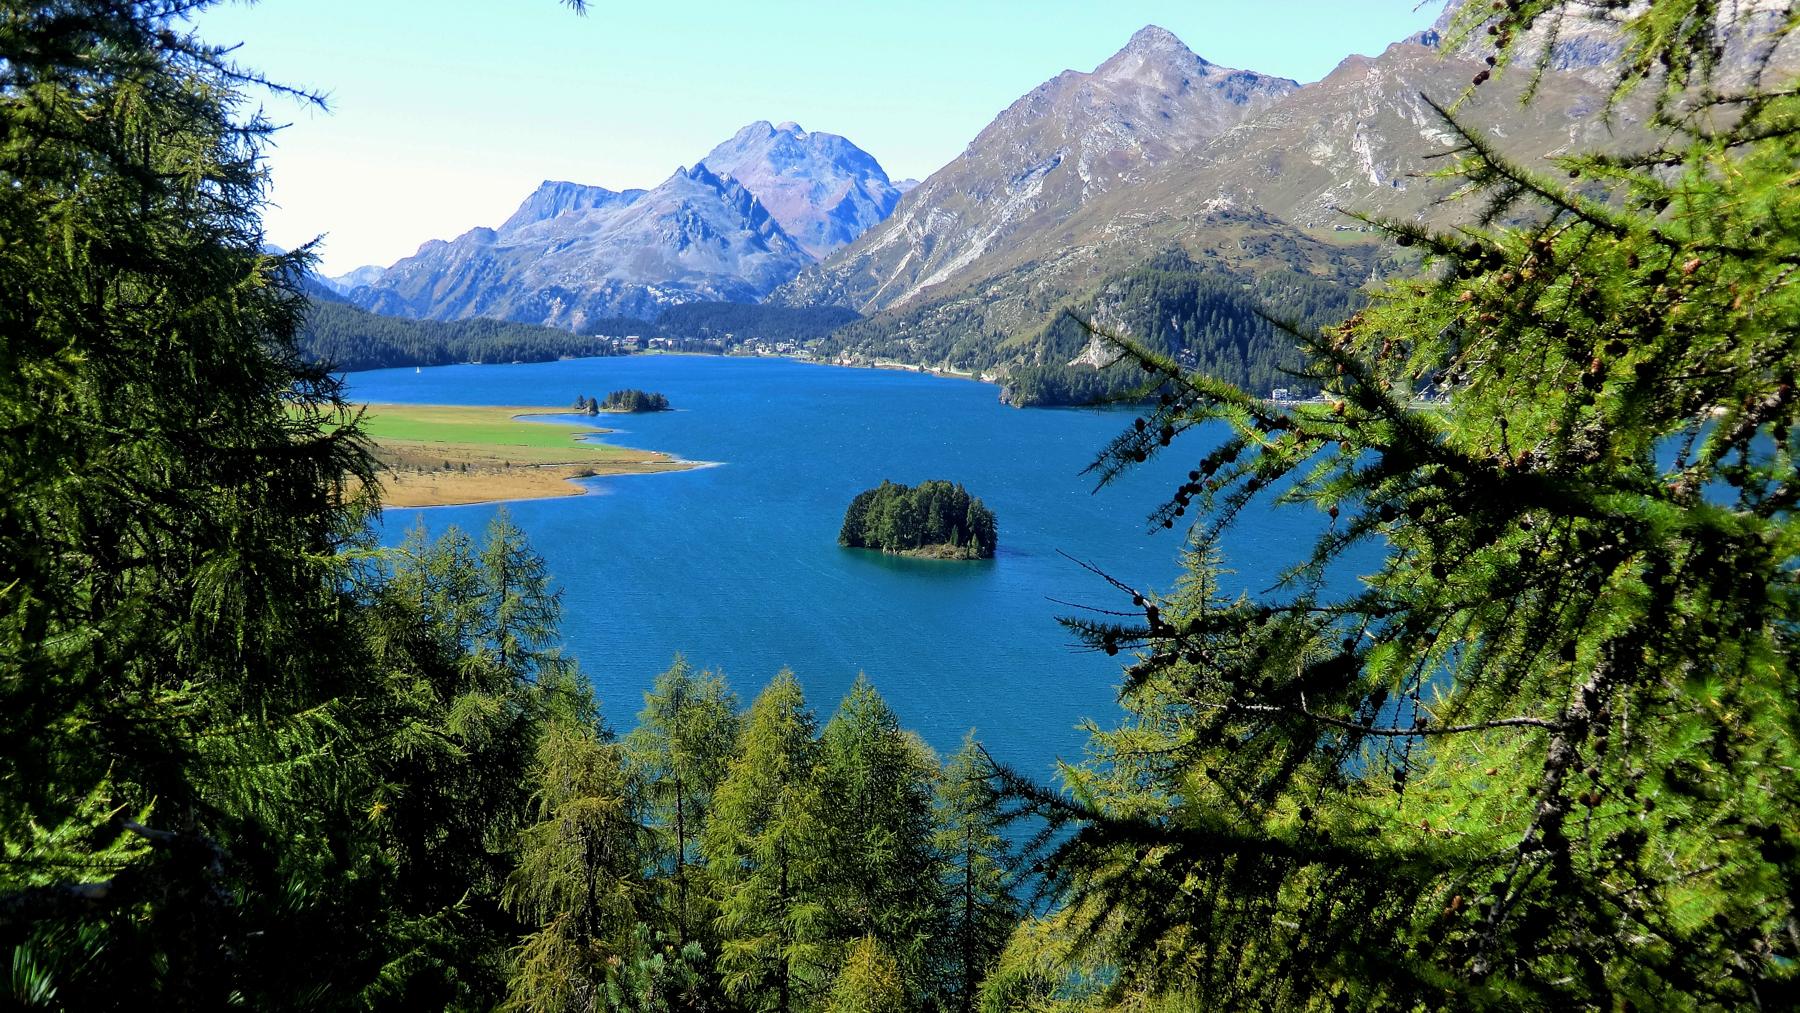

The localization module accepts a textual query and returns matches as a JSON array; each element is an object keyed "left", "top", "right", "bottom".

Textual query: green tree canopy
[
  {"left": 815, "top": 676, "right": 944, "bottom": 1001},
  {"left": 703, "top": 669, "right": 827, "bottom": 1012},
  {"left": 1002, "top": 1, "right": 1800, "bottom": 1009}
]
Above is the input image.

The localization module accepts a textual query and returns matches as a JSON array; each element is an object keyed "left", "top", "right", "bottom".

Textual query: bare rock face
[
  {"left": 699, "top": 121, "right": 906, "bottom": 258},
  {"left": 354, "top": 164, "right": 812, "bottom": 328},
  {"left": 771, "top": 25, "right": 1300, "bottom": 315},
  {"left": 351, "top": 124, "right": 904, "bottom": 328},
  {"left": 496, "top": 181, "right": 645, "bottom": 234}
]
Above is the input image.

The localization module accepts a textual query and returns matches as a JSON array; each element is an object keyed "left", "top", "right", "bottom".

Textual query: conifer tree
[
  {"left": 934, "top": 734, "right": 1021, "bottom": 1013},
  {"left": 357, "top": 521, "right": 565, "bottom": 1007},
  {"left": 480, "top": 507, "right": 575, "bottom": 685},
  {"left": 815, "top": 675, "right": 944, "bottom": 1001},
  {"left": 703, "top": 669, "right": 826, "bottom": 1013},
  {"left": 0, "top": 1, "right": 387, "bottom": 1004},
  {"left": 626, "top": 656, "right": 742, "bottom": 946},
  {"left": 504, "top": 684, "right": 643, "bottom": 1012},
  {"left": 824, "top": 936, "right": 906, "bottom": 1013},
  {"left": 1003, "top": 2, "right": 1800, "bottom": 1008}
]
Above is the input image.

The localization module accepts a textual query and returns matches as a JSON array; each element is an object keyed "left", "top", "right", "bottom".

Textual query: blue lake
[{"left": 350, "top": 355, "right": 1333, "bottom": 779}]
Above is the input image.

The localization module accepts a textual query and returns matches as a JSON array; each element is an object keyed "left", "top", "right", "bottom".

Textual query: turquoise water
[{"left": 350, "top": 356, "right": 1332, "bottom": 778}]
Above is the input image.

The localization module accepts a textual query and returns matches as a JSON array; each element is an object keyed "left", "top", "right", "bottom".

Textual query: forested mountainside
[
  {"left": 653, "top": 301, "right": 862, "bottom": 345},
  {"left": 299, "top": 294, "right": 640, "bottom": 371},
  {"left": 991, "top": 253, "right": 1362, "bottom": 406},
  {"left": 296, "top": 293, "right": 858, "bottom": 373}
]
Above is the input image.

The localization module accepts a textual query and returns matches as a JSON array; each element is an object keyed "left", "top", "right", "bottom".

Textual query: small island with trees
[
  {"left": 839, "top": 480, "right": 998, "bottom": 560},
  {"left": 575, "top": 389, "right": 671, "bottom": 414}
]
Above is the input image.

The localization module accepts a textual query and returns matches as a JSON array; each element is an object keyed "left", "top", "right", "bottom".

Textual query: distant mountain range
[
  {"left": 345, "top": 121, "right": 903, "bottom": 328},
  {"left": 774, "top": 26, "right": 1302, "bottom": 315},
  {"left": 782, "top": 4, "right": 1664, "bottom": 368},
  {"left": 334, "top": 2, "right": 1791, "bottom": 382}
]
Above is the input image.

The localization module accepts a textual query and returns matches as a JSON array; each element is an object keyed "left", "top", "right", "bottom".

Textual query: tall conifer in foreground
[
  {"left": 0, "top": 1, "right": 382, "bottom": 1004},
  {"left": 999, "top": 1, "right": 1800, "bottom": 1009},
  {"left": 705, "top": 669, "right": 827, "bottom": 1012},
  {"left": 627, "top": 656, "right": 742, "bottom": 946},
  {"left": 935, "top": 734, "right": 1021, "bottom": 1013},
  {"left": 815, "top": 676, "right": 944, "bottom": 1001},
  {"left": 504, "top": 684, "right": 642, "bottom": 1012}
]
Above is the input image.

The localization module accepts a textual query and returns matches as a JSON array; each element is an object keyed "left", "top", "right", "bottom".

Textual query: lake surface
[{"left": 350, "top": 355, "right": 1337, "bottom": 779}]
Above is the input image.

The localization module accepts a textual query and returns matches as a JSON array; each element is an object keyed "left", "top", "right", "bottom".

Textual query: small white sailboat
[{"left": 414, "top": 366, "right": 421, "bottom": 374}]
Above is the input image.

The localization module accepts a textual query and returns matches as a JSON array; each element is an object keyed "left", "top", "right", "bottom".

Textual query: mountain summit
[
  {"left": 349, "top": 122, "right": 904, "bottom": 327},
  {"left": 698, "top": 121, "right": 906, "bottom": 258},
  {"left": 353, "top": 160, "right": 810, "bottom": 327},
  {"left": 773, "top": 26, "right": 1299, "bottom": 314}
]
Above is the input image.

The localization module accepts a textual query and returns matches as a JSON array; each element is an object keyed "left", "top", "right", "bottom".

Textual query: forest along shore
[{"left": 358, "top": 403, "right": 694, "bottom": 507}]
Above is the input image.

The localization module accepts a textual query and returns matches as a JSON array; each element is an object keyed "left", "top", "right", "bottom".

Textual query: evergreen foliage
[
  {"left": 824, "top": 936, "right": 907, "bottom": 1013},
  {"left": 816, "top": 251, "right": 1360, "bottom": 403},
  {"left": 1000, "top": 255, "right": 1361, "bottom": 407},
  {"left": 996, "top": 2, "right": 1800, "bottom": 1008},
  {"left": 503, "top": 694, "right": 643, "bottom": 1013},
  {"left": 2, "top": 3, "right": 1048, "bottom": 1011},
  {"left": 816, "top": 677, "right": 944, "bottom": 1001},
  {"left": 626, "top": 657, "right": 742, "bottom": 947},
  {"left": 935, "top": 736, "right": 1022, "bottom": 1013},
  {"left": 0, "top": 2, "right": 386, "bottom": 1004},
  {"left": 299, "top": 296, "right": 639, "bottom": 371},
  {"left": 839, "top": 480, "right": 999, "bottom": 559},
  {"left": 601, "top": 389, "right": 673, "bottom": 412},
  {"left": 704, "top": 670, "right": 829, "bottom": 1012}
]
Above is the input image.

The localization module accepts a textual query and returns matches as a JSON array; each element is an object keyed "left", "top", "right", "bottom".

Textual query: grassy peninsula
[
  {"left": 839, "top": 480, "right": 997, "bottom": 560},
  {"left": 360, "top": 403, "right": 691, "bottom": 507}
]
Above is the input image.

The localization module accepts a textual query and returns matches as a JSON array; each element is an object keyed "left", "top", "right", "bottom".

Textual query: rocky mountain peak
[
  {"left": 498, "top": 180, "right": 642, "bottom": 234},
  {"left": 699, "top": 120, "right": 904, "bottom": 257},
  {"left": 1118, "top": 24, "right": 1205, "bottom": 62},
  {"left": 775, "top": 25, "right": 1300, "bottom": 314}
]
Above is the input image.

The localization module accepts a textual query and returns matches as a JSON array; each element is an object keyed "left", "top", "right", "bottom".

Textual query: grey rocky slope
[
  {"left": 798, "top": 2, "right": 1798, "bottom": 371},
  {"left": 352, "top": 163, "right": 810, "bottom": 328},
  {"left": 320, "top": 264, "right": 386, "bottom": 295},
  {"left": 349, "top": 124, "right": 902, "bottom": 328},
  {"left": 699, "top": 121, "right": 907, "bottom": 258},
  {"left": 772, "top": 25, "right": 1301, "bottom": 315},
  {"left": 497, "top": 181, "right": 645, "bottom": 233}
]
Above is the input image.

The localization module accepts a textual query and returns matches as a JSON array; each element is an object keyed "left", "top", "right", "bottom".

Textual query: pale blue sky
[{"left": 195, "top": 0, "right": 1448, "bottom": 275}]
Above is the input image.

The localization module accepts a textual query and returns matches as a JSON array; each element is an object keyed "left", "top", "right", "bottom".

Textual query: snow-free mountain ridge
[{"left": 349, "top": 122, "right": 900, "bottom": 326}]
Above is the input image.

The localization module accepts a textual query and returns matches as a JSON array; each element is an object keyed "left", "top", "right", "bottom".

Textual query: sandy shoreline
[{"left": 360, "top": 403, "right": 698, "bottom": 508}]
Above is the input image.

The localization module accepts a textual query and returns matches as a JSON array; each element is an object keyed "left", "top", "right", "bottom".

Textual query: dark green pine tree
[
  {"left": 814, "top": 676, "right": 944, "bottom": 1003},
  {"left": 703, "top": 669, "right": 827, "bottom": 1013},
  {"left": 625, "top": 655, "right": 742, "bottom": 947},
  {"left": 933, "top": 734, "right": 1021, "bottom": 1013},
  {"left": 0, "top": 1, "right": 388, "bottom": 1005},
  {"left": 352, "top": 520, "right": 564, "bottom": 1007},
  {"left": 479, "top": 507, "right": 576, "bottom": 685}
]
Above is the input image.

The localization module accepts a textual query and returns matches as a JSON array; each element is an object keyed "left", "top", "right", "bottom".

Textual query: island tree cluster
[
  {"left": 600, "top": 389, "right": 672, "bottom": 412},
  {"left": 840, "top": 480, "right": 998, "bottom": 560}
]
